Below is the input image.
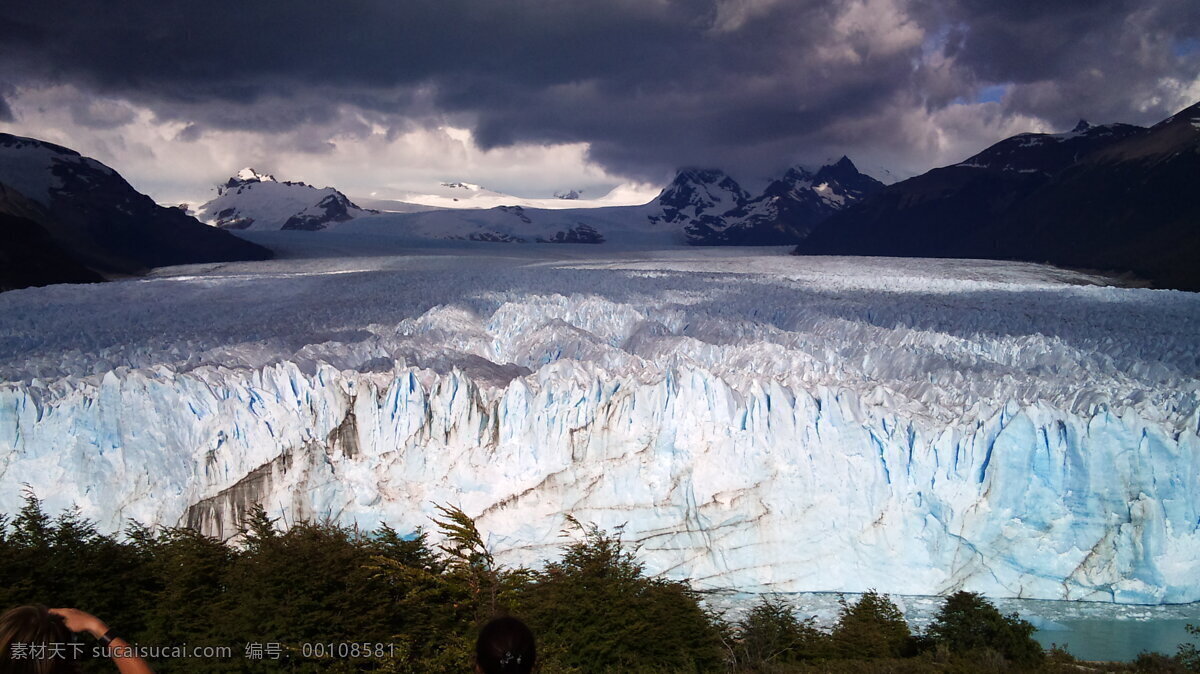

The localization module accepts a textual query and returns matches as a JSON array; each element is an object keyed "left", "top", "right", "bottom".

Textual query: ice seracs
[{"left": 1, "top": 247, "right": 1196, "bottom": 605}]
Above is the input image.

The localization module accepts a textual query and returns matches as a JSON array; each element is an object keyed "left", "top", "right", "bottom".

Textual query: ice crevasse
[{"left": 2, "top": 354, "right": 1197, "bottom": 604}]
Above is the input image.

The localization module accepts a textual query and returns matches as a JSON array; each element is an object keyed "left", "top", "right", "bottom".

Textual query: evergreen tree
[
  {"left": 1, "top": 498, "right": 1109, "bottom": 673},
  {"left": 11, "top": 488, "right": 53, "bottom": 549},
  {"left": 1177, "top": 623, "right": 1200, "bottom": 672},
  {"left": 518, "top": 517, "right": 724, "bottom": 673},
  {"left": 240, "top": 503, "right": 280, "bottom": 551},
  {"left": 137, "top": 526, "right": 233, "bottom": 658},
  {"left": 372, "top": 524, "right": 445, "bottom": 574},
  {"left": 217, "top": 513, "right": 400, "bottom": 671},
  {"left": 829, "top": 590, "right": 912, "bottom": 659},
  {"left": 926, "top": 591, "right": 1044, "bottom": 667},
  {"left": 431, "top": 503, "right": 510, "bottom": 620},
  {"left": 0, "top": 492, "right": 151, "bottom": 640},
  {"left": 734, "top": 594, "right": 827, "bottom": 670}
]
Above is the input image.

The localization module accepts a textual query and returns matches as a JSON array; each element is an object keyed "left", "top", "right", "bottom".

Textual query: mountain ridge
[
  {"left": 793, "top": 101, "right": 1200, "bottom": 291},
  {"left": 201, "top": 159, "right": 884, "bottom": 246},
  {"left": 199, "top": 167, "right": 377, "bottom": 231},
  {"left": 0, "top": 133, "right": 271, "bottom": 291},
  {"left": 648, "top": 158, "right": 884, "bottom": 244}
]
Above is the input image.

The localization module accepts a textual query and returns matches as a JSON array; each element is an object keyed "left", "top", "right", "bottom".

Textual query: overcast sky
[{"left": 1, "top": 0, "right": 1198, "bottom": 204}]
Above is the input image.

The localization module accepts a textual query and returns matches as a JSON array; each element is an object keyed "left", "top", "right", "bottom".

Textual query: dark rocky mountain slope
[
  {"left": 0, "top": 133, "right": 271, "bottom": 291},
  {"left": 794, "top": 103, "right": 1200, "bottom": 290}
]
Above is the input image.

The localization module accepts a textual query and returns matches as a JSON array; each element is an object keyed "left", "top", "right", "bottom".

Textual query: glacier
[{"left": 1, "top": 240, "right": 1198, "bottom": 604}]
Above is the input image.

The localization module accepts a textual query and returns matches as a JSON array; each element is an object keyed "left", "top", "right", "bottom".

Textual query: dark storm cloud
[
  {"left": 0, "top": 82, "right": 14, "bottom": 122},
  {"left": 1, "top": 0, "right": 1197, "bottom": 177},
  {"left": 937, "top": 0, "right": 1200, "bottom": 125},
  {"left": 68, "top": 98, "right": 138, "bottom": 129},
  {"left": 175, "top": 123, "right": 203, "bottom": 143}
]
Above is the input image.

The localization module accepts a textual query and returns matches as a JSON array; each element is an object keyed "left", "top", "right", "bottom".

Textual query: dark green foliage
[
  {"left": 216, "top": 515, "right": 432, "bottom": 672},
  {"left": 372, "top": 525, "right": 444, "bottom": 574},
  {"left": 1135, "top": 650, "right": 1196, "bottom": 673},
  {"left": 1124, "top": 624, "right": 1200, "bottom": 674},
  {"left": 11, "top": 488, "right": 53, "bottom": 549},
  {"left": 518, "top": 517, "right": 724, "bottom": 673},
  {"left": 830, "top": 590, "right": 912, "bottom": 659},
  {"left": 240, "top": 502, "right": 279, "bottom": 551},
  {"left": 734, "top": 595, "right": 827, "bottom": 670},
  {"left": 1177, "top": 623, "right": 1200, "bottom": 672},
  {"left": 369, "top": 505, "right": 526, "bottom": 673},
  {"left": 136, "top": 527, "right": 232, "bottom": 662},
  {"left": 926, "top": 591, "right": 1044, "bottom": 668},
  {"left": 430, "top": 503, "right": 524, "bottom": 622},
  {"left": 3, "top": 495, "right": 1089, "bottom": 673},
  {"left": 0, "top": 492, "right": 155, "bottom": 672}
]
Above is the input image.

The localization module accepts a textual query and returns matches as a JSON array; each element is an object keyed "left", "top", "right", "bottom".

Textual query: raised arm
[{"left": 49, "top": 608, "right": 154, "bottom": 674}]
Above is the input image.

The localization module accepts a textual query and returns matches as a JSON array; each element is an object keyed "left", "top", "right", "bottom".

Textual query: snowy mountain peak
[
  {"left": 219, "top": 168, "right": 278, "bottom": 195},
  {"left": 814, "top": 157, "right": 857, "bottom": 182},
  {"left": 0, "top": 133, "right": 118, "bottom": 206},
  {"left": 200, "top": 171, "right": 375, "bottom": 231},
  {"left": 441, "top": 181, "right": 482, "bottom": 192},
  {"left": 1071, "top": 119, "right": 1092, "bottom": 134},
  {"left": 780, "top": 165, "right": 816, "bottom": 182},
  {"left": 236, "top": 167, "right": 276, "bottom": 183},
  {"left": 811, "top": 157, "right": 884, "bottom": 201},
  {"left": 759, "top": 167, "right": 814, "bottom": 201},
  {"left": 656, "top": 168, "right": 749, "bottom": 214},
  {"left": 826, "top": 155, "right": 857, "bottom": 172},
  {"left": 646, "top": 159, "right": 882, "bottom": 245}
]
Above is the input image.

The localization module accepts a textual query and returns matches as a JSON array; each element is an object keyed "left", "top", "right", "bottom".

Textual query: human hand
[{"left": 49, "top": 608, "right": 109, "bottom": 638}]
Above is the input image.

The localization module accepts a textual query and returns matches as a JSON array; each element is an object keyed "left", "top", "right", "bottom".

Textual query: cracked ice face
[{"left": 1, "top": 243, "right": 1198, "bottom": 603}]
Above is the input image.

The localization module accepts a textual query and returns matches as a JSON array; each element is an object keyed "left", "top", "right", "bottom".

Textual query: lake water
[
  {"left": 1033, "top": 617, "right": 1195, "bottom": 662},
  {"left": 705, "top": 592, "right": 1200, "bottom": 663}
]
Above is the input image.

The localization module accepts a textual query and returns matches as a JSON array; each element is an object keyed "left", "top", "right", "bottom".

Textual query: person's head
[
  {"left": 475, "top": 616, "right": 536, "bottom": 674},
  {"left": 0, "top": 605, "right": 80, "bottom": 674}
]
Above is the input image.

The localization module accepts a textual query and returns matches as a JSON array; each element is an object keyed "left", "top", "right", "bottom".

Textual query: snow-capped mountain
[
  {"left": 198, "top": 168, "right": 376, "bottom": 231},
  {"left": 649, "top": 168, "right": 751, "bottom": 238},
  {"left": 650, "top": 159, "right": 883, "bottom": 244},
  {"left": 796, "top": 100, "right": 1200, "bottom": 290},
  {"left": 335, "top": 159, "right": 881, "bottom": 246},
  {"left": 0, "top": 133, "right": 270, "bottom": 288}
]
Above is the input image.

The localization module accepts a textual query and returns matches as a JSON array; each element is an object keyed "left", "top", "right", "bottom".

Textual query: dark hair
[
  {"left": 0, "top": 605, "right": 81, "bottom": 674},
  {"left": 475, "top": 616, "right": 536, "bottom": 674}
]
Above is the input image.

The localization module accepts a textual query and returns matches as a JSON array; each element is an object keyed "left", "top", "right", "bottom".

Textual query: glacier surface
[{"left": 1, "top": 237, "right": 1197, "bottom": 604}]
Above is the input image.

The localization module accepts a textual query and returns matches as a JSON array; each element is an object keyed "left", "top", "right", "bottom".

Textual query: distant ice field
[
  {"left": 2, "top": 233, "right": 1198, "bottom": 603},
  {"left": 3, "top": 235, "right": 1195, "bottom": 427}
]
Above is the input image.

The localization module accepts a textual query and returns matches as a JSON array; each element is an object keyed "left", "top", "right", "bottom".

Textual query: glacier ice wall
[
  {"left": 1, "top": 251, "right": 1198, "bottom": 603},
  {"left": 2, "top": 359, "right": 1197, "bottom": 603}
]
